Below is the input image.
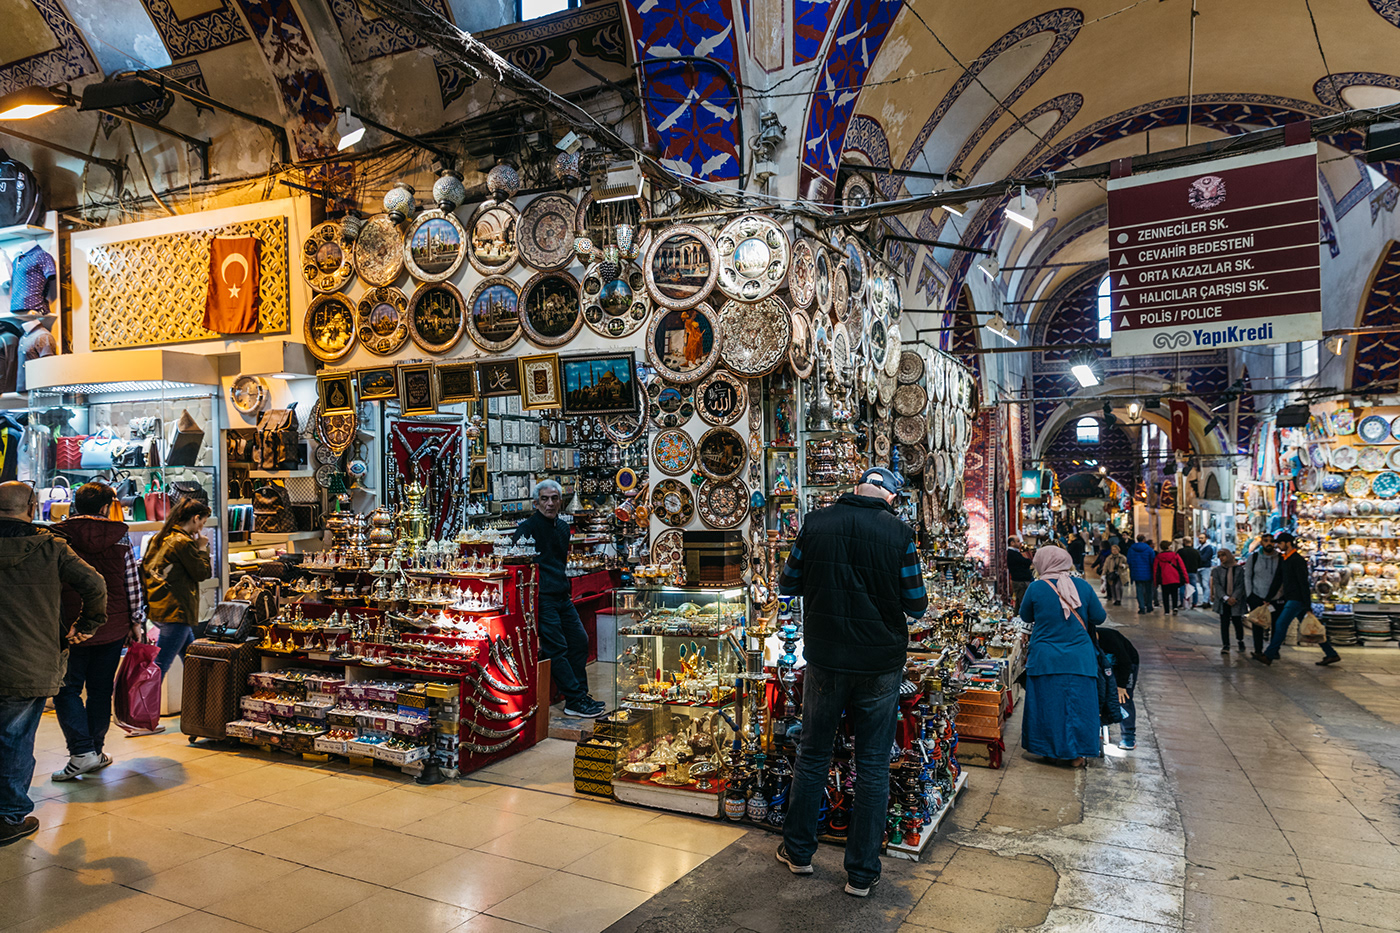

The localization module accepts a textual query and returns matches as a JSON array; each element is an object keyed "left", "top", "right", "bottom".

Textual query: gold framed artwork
[
  {"left": 397, "top": 361, "right": 437, "bottom": 416},
  {"left": 519, "top": 353, "right": 563, "bottom": 410},
  {"left": 437, "top": 361, "right": 478, "bottom": 404},
  {"left": 356, "top": 366, "right": 397, "bottom": 401},
  {"left": 317, "top": 371, "right": 355, "bottom": 415},
  {"left": 477, "top": 357, "right": 522, "bottom": 398},
  {"left": 469, "top": 460, "right": 488, "bottom": 493}
]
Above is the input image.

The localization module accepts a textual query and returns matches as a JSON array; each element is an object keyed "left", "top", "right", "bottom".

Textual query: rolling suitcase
[{"left": 181, "top": 638, "right": 260, "bottom": 743}]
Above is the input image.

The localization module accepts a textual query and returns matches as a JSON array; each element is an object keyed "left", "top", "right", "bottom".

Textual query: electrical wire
[{"left": 1303, "top": 0, "right": 1344, "bottom": 113}]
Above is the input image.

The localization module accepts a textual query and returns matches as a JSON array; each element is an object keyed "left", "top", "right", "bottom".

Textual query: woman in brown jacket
[{"left": 141, "top": 498, "right": 212, "bottom": 676}]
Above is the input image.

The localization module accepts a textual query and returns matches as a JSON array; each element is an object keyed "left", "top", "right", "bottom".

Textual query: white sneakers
[{"left": 52, "top": 751, "right": 113, "bottom": 782}]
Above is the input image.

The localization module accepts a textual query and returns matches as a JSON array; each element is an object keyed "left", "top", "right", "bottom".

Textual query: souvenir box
[{"left": 682, "top": 531, "right": 745, "bottom": 587}]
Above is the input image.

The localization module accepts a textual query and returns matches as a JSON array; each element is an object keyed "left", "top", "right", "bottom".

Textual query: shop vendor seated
[{"left": 512, "top": 480, "right": 606, "bottom": 718}]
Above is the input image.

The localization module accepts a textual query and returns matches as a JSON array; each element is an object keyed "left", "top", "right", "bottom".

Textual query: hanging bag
[
  {"left": 1244, "top": 601, "right": 1273, "bottom": 630},
  {"left": 143, "top": 470, "right": 169, "bottom": 522},
  {"left": 255, "top": 407, "right": 300, "bottom": 470},
  {"left": 1068, "top": 604, "right": 1126, "bottom": 726},
  {"left": 113, "top": 634, "right": 163, "bottom": 734},
  {"left": 252, "top": 482, "right": 295, "bottom": 533},
  {"left": 1298, "top": 610, "right": 1326, "bottom": 644},
  {"left": 79, "top": 429, "right": 121, "bottom": 470}
]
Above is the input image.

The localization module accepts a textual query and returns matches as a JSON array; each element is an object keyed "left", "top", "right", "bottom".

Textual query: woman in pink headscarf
[{"left": 1018, "top": 545, "right": 1105, "bottom": 766}]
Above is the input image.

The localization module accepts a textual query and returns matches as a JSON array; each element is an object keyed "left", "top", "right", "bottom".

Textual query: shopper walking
[
  {"left": 0, "top": 481, "right": 106, "bottom": 846},
  {"left": 1018, "top": 546, "right": 1103, "bottom": 767},
  {"left": 1243, "top": 533, "right": 1280, "bottom": 662},
  {"left": 1195, "top": 532, "right": 1216, "bottom": 608},
  {"left": 50, "top": 483, "right": 146, "bottom": 780},
  {"left": 1127, "top": 536, "right": 1156, "bottom": 614},
  {"left": 1066, "top": 532, "right": 1087, "bottom": 573},
  {"left": 1262, "top": 532, "right": 1340, "bottom": 666},
  {"left": 1096, "top": 627, "right": 1139, "bottom": 750},
  {"left": 1100, "top": 544, "right": 1128, "bottom": 606},
  {"left": 1210, "top": 548, "right": 1248, "bottom": 654},
  {"left": 777, "top": 467, "right": 928, "bottom": 897},
  {"left": 1178, "top": 537, "right": 1203, "bottom": 608},
  {"left": 512, "top": 480, "right": 604, "bottom": 718},
  {"left": 1007, "top": 536, "right": 1034, "bottom": 610},
  {"left": 1154, "top": 541, "right": 1188, "bottom": 614},
  {"left": 141, "top": 498, "right": 212, "bottom": 687}
]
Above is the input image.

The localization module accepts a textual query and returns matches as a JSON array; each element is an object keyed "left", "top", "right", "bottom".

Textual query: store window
[
  {"left": 1076, "top": 417, "right": 1099, "bottom": 443},
  {"left": 520, "top": 0, "right": 573, "bottom": 19},
  {"left": 1097, "top": 275, "right": 1112, "bottom": 339}
]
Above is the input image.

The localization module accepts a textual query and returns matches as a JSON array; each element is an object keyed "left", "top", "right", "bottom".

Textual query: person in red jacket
[{"left": 1153, "top": 540, "right": 1189, "bottom": 615}]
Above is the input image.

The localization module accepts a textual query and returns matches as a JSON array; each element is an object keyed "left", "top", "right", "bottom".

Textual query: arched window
[
  {"left": 1097, "top": 275, "right": 1112, "bottom": 339},
  {"left": 1076, "top": 417, "right": 1100, "bottom": 443}
]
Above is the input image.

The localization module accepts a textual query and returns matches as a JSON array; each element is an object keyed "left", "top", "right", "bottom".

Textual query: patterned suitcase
[{"left": 181, "top": 638, "right": 260, "bottom": 743}]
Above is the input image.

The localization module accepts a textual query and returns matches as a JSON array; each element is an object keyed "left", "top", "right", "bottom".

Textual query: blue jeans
[
  {"left": 155, "top": 624, "right": 195, "bottom": 676},
  {"left": 783, "top": 664, "right": 901, "bottom": 887},
  {"left": 1193, "top": 570, "right": 1211, "bottom": 605},
  {"left": 538, "top": 593, "right": 590, "bottom": 706},
  {"left": 0, "top": 695, "right": 46, "bottom": 824},
  {"left": 1265, "top": 600, "right": 1339, "bottom": 660},
  {"left": 54, "top": 640, "right": 125, "bottom": 757},
  {"left": 1134, "top": 581, "right": 1153, "bottom": 613},
  {"left": 1119, "top": 683, "right": 1136, "bottom": 741}
]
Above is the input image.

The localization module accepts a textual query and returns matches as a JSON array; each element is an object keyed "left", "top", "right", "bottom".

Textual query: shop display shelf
[
  {"left": 250, "top": 468, "right": 317, "bottom": 479},
  {"left": 884, "top": 771, "right": 967, "bottom": 862},
  {"left": 0, "top": 224, "right": 53, "bottom": 240},
  {"left": 60, "top": 465, "right": 215, "bottom": 474}
]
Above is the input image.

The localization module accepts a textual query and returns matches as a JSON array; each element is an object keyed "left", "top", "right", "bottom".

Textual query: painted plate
[
  {"left": 789, "top": 239, "right": 817, "bottom": 310},
  {"left": 1346, "top": 472, "right": 1371, "bottom": 498},
  {"left": 883, "top": 323, "right": 902, "bottom": 378},
  {"left": 651, "top": 528, "right": 684, "bottom": 566},
  {"left": 647, "top": 302, "right": 722, "bottom": 384},
  {"left": 467, "top": 200, "right": 520, "bottom": 275},
  {"left": 715, "top": 214, "right": 790, "bottom": 302},
  {"left": 461, "top": 276, "right": 520, "bottom": 352},
  {"left": 814, "top": 247, "right": 833, "bottom": 318},
  {"left": 841, "top": 173, "right": 874, "bottom": 233},
  {"left": 1373, "top": 471, "right": 1400, "bottom": 499},
  {"left": 403, "top": 209, "right": 467, "bottom": 283},
  {"left": 647, "top": 378, "right": 694, "bottom": 429},
  {"left": 897, "top": 350, "right": 924, "bottom": 385},
  {"left": 304, "top": 293, "right": 356, "bottom": 362},
  {"left": 1360, "top": 447, "right": 1388, "bottom": 473},
  {"left": 830, "top": 323, "right": 852, "bottom": 382},
  {"left": 1330, "top": 445, "right": 1359, "bottom": 471},
  {"left": 843, "top": 236, "right": 868, "bottom": 298},
  {"left": 651, "top": 478, "right": 695, "bottom": 527},
  {"left": 519, "top": 271, "right": 581, "bottom": 347},
  {"left": 832, "top": 262, "right": 850, "bottom": 324},
  {"left": 901, "top": 444, "right": 925, "bottom": 475},
  {"left": 409, "top": 281, "right": 469, "bottom": 354},
  {"left": 1359, "top": 414, "right": 1392, "bottom": 444},
  {"left": 582, "top": 260, "right": 650, "bottom": 338},
  {"left": 645, "top": 223, "right": 718, "bottom": 310},
  {"left": 789, "top": 308, "right": 816, "bottom": 379},
  {"left": 355, "top": 286, "right": 410, "bottom": 356},
  {"left": 1392, "top": 416, "right": 1400, "bottom": 440},
  {"left": 894, "top": 415, "right": 924, "bottom": 447},
  {"left": 869, "top": 317, "right": 888, "bottom": 372},
  {"left": 302, "top": 221, "right": 354, "bottom": 292},
  {"left": 697, "top": 477, "right": 749, "bottom": 529},
  {"left": 1331, "top": 408, "right": 1355, "bottom": 435},
  {"left": 893, "top": 383, "right": 927, "bottom": 417},
  {"left": 696, "top": 369, "right": 746, "bottom": 426},
  {"left": 719, "top": 296, "right": 791, "bottom": 378},
  {"left": 652, "top": 429, "right": 695, "bottom": 475},
  {"left": 696, "top": 425, "right": 747, "bottom": 481},
  {"left": 517, "top": 193, "right": 578, "bottom": 271},
  {"left": 1389, "top": 446, "right": 1400, "bottom": 472},
  {"left": 1309, "top": 445, "right": 1329, "bottom": 469},
  {"left": 352, "top": 214, "right": 404, "bottom": 287}
]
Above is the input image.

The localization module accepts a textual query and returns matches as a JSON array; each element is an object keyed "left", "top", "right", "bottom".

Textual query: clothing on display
[{"left": 8, "top": 245, "right": 54, "bottom": 313}]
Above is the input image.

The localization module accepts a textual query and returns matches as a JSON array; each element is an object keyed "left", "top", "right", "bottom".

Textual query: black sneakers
[
  {"left": 776, "top": 843, "right": 813, "bottom": 874},
  {"left": 845, "top": 875, "right": 881, "bottom": 897},
  {"left": 0, "top": 816, "right": 38, "bottom": 847},
  {"left": 564, "top": 698, "right": 607, "bottom": 718}
]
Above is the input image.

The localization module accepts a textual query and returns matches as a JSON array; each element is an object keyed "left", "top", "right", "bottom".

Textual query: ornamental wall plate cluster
[
  {"left": 719, "top": 296, "right": 790, "bottom": 377},
  {"left": 698, "top": 477, "right": 749, "bottom": 528},
  {"left": 305, "top": 293, "right": 357, "bottom": 362},
  {"left": 652, "top": 478, "right": 695, "bottom": 526},
  {"left": 411, "top": 281, "right": 468, "bottom": 354},
  {"left": 354, "top": 214, "right": 405, "bottom": 287},
  {"left": 356, "top": 286, "right": 410, "bottom": 356},
  {"left": 647, "top": 302, "right": 722, "bottom": 384},
  {"left": 582, "top": 260, "right": 649, "bottom": 338},
  {"left": 647, "top": 378, "right": 694, "bottom": 428},
  {"left": 303, "top": 221, "right": 354, "bottom": 293},
  {"left": 517, "top": 194, "right": 577, "bottom": 271},
  {"left": 788, "top": 239, "right": 817, "bottom": 310},
  {"left": 696, "top": 426, "right": 747, "bottom": 481},
  {"left": 715, "top": 214, "right": 789, "bottom": 302},
  {"left": 468, "top": 200, "right": 520, "bottom": 275},
  {"left": 404, "top": 209, "right": 467, "bottom": 283},
  {"left": 645, "top": 224, "right": 718, "bottom": 311},
  {"left": 652, "top": 429, "right": 696, "bottom": 475},
  {"left": 519, "top": 271, "right": 581, "bottom": 347},
  {"left": 696, "top": 369, "right": 746, "bottom": 426}
]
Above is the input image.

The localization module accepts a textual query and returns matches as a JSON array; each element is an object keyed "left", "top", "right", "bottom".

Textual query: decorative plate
[
  {"left": 830, "top": 324, "right": 852, "bottom": 382},
  {"left": 315, "top": 463, "right": 339, "bottom": 489},
  {"left": 897, "top": 350, "right": 924, "bottom": 385},
  {"left": 789, "top": 239, "right": 817, "bottom": 310},
  {"left": 814, "top": 247, "right": 833, "bottom": 318},
  {"left": 1360, "top": 447, "right": 1388, "bottom": 473},
  {"left": 1393, "top": 416, "right": 1400, "bottom": 440},
  {"left": 1330, "top": 445, "right": 1359, "bottom": 471},
  {"left": 652, "top": 429, "right": 696, "bottom": 475},
  {"left": 644, "top": 224, "right": 718, "bottom": 311},
  {"left": 582, "top": 260, "right": 650, "bottom": 338},
  {"left": 697, "top": 477, "right": 749, "bottom": 529},
  {"left": 318, "top": 408, "right": 357, "bottom": 455},
  {"left": 519, "top": 271, "right": 581, "bottom": 347},
  {"left": 1389, "top": 446, "right": 1400, "bottom": 472},
  {"left": 314, "top": 441, "right": 338, "bottom": 466},
  {"left": 883, "top": 323, "right": 902, "bottom": 378},
  {"left": 355, "top": 286, "right": 410, "bottom": 356},
  {"left": 652, "top": 528, "right": 684, "bottom": 566},
  {"left": 457, "top": 277, "right": 518, "bottom": 352},
  {"left": 302, "top": 221, "right": 354, "bottom": 292},
  {"left": 696, "top": 369, "right": 746, "bottom": 426},
  {"left": 832, "top": 262, "right": 851, "bottom": 324},
  {"left": 647, "top": 379, "right": 695, "bottom": 428},
  {"left": 696, "top": 426, "right": 747, "bottom": 481},
  {"left": 873, "top": 430, "right": 891, "bottom": 462},
  {"left": 651, "top": 479, "right": 695, "bottom": 527},
  {"left": 230, "top": 375, "right": 268, "bottom": 415},
  {"left": 403, "top": 209, "right": 467, "bottom": 283},
  {"left": 517, "top": 193, "right": 577, "bottom": 271},
  {"left": 604, "top": 413, "right": 646, "bottom": 446},
  {"left": 647, "top": 302, "right": 722, "bottom": 384},
  {"left": 1331, "top": 408, "right": 1355, "bottom": 435},
  {"left": 1359, "top": 414, "right": 1392, "bottom": 444},
  {"left": 1346, "top": 472, "right": 1371, "bottom": 498},
  {"left": 789, "top": 309, "right": 816, "bottom": 379},
  {"left": 869, "top": 317, "right": 888, "bottom": 372},
  {"left": 408, "top": 281, "right": 468, "bottom": 354},
  {"left": 900, "top": 444, "right": 926, "bottom": 475},
  {"left": 843, "top": 236, "right": 867, "bottom": 298},
  {"left": 304, "top": 293, "right": 356, "bottom": 362},
  {"left": 466, "top": 200, "right": 520, "bottom": 275},
  {"left": 574, "top": 192, "right": 652, "bottom": 254},
  {"left": 893, "top": 383, "right": 927, "bottom": 417},
  {"left": 933, "top": 356, "right": 947, "bottom": 403},
  {"left": 352, "top": 214, "right": 404, "bottom": 287},
  {"left": 715, "top": 214, "right": 790, "bottom": 302},
  {"left": 894, "top": 415, "right": 924, "bottom": 447},
  {"left": 884, "top": 270, "right": 903, "bottom": 322},
  {"left": 719, "top": 296, "right": 791, "bottom": 377},
  {"left": 1374, "top": 471, "right": 1400, "bottom": 499},
  {"left": 1308, "top": 444, "right": 1329, "bottom": 469},
  {"left": 841, "top": 173, "right": 874, "bottom": 232}
]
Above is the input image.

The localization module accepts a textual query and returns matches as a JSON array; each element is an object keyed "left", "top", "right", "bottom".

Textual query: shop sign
[
  {"left": 1107, "top": 142, "right": 1321, "bottom": 357},
  {"left": 1020, "top": 469, "right": 1042, "bottom": 499}
]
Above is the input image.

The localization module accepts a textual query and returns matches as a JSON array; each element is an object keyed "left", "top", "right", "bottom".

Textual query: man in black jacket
[
  {"left": 775, "top": 468, "right": 928, "bottom": 898},
  {"left": 1096, "top": 627, "right": 1139, "bottom": 750},
  {"left": 1262, "top": 532, "right": 1339, "bottom": 666},
  {"left": 1007, "top": 537, "right": 1033, "bottom": 610},
  {"left": 1178, "top": 540, "right": 1203, "bottom": 608}
]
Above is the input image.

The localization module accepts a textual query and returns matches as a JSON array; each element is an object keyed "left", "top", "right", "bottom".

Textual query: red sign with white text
[{"left": 1107, "top": 143, "right": 1322, "bottom": 357}]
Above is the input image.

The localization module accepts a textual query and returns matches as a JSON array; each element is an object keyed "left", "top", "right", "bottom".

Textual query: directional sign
[{"left": 1107, "top": 143, "right": 1322, "bottom": 357}]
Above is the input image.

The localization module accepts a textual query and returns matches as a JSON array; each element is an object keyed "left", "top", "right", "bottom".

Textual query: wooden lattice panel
[{"left": 88, "top": 216, "right": 291, "bottom": 349}]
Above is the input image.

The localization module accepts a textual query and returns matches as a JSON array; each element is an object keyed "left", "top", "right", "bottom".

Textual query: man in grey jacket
[
  {"left": 1243, "top": 533, "right": 1280, "bottom": 664},
  {"left": 0, "top": 482, "right": 107, "bottom": 846}
]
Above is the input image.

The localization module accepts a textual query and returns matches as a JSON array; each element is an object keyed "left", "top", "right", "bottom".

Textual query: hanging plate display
[
  {"left": 302, "top": 221, "right": 354, "bottom": 293},
  {"left": 698, "top": 477, "right": 749, "bottom": 529},
  {"left": 897, "top": 350, "right": 924, "bottom": 385},
  {"left": 719, "top": 296, "right": 791, "bottom": 378},
  {"left": 789, "top": 309, "right": 816, "bottom": 379},
  {"left": 517, "top": 193, "right": 578, "bottom": 271},
  {"left": 1389, "top": 446, "right": 1400, "bottom": 472},
  {"left": 1359, "top": 414, "right": 1392, "bottom": 445},
  {"left": 1330, "top": 445, "right": 1360, "bottom": 471},
  {"left": 868, "top": 317, "right": 888, "bottom": 372},
  {"left": 843, "top": 236, "right": 867, "bottom": 299},
  {"left": 519, "top": 271, "right": 581, "bottom": 347},
  {"left": 696, "top": 369, "right": 747, "bottom": 426},
  {"left": 304, "top": 293, "right": 356, "bottom": 362},
  {"left": 814, "top": 247, "right": 833, "bottom": 318},
  {"left": 652, "top": 478, "right": 695, "bottom": 526},
  {"left": 353, "top": 214, "right": 404, "bottom": 287},
  {"left": 900, "top": 444, "right": 926, "bottom": 475},
  {"left": 647, "top": 302, "right": 722, "bottom": 384},
  {"left": 1360, "top": 447, "right": 1388, "bottom": 472},
  {"left": 696, "top": 425, "right": 747, "bottom": 481},
  {"left": 832, "top": 262, "right": 851, "bottom": 324},
  {"left": 715, "top": 214, "right": 790, "bottom": 302},
  {"left": 457, "top": 277, "right": 518, "bottom": 353},
  {"left": 229, "top": 375, "right": 268, "bottom": 416},
  {"left": 1345, "top": 472, "right": 1371, "bottom": 498},
  {"left": 652, "top": 429, "right": 696, "bottom": 475},
  {"left": 893, "top": 383, "right": 927, "bottom": 418},
  {"left": 789, "top": 239, "right": 818, "bottom": 310},
  {"left": 894, "top": 415, "right": 923, "bottom": 447},
  {"left": 841, "top": 173, "right": 875, "bottom": 232},
  {"left": 645, "top": 223, "right": 718, "bottom": 311},
  {"left": 355, "top": 286, "right": 410, "bottom": 356},
  {"left": 467, "top": 200, "right": 520, "bottom": 275},
  {"left": 410, "top": 281, "right": 469, "bottom": 354},
  {"left": 647, "top": 378, "right": 695, "bottom": 428},
  {"left": 1373, "top": 471, "right": 1400, "bottom": 498},
  {"left": 604, "top": 413, "right": 646, "bottom": 446},
  {"left": 652, "top": 528, "right": 684, "bottom": 566},
  {"left": 403, "top": 209, "right": 467, "bottom": 283},
  {"left": 582, "top": 260, "right": 650, "bottom": 338},
  {"left": 883, "top": 323, "right": 902, "bottom": 378},
  {"left": 873, "top": 430, "right": 891, "bottom": 463}
]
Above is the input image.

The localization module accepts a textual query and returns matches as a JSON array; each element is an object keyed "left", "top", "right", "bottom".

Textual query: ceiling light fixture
[
  {"left": 332, "top": 105, "right": 455, "bottom": 167},
  {"left": 978, "top": 256, "right": 1000, "bottom": 280},
  {"left": 986, "top": 313, "right": 1019, "bottom": 344},
  {"left": 336, "top": 109, "right": 365, "bottom": 151},
  {"left": 1004, "top": 185, "right": 1039, "bottom": 230},
  {"left": 1069, "top": 350, "right": 1103, "bottom": 388},
  {"left": 941, "top": 201, "right": 968, "bottom": 217},
  {"left": 1126, "top": 399, "right": 1143, "bottom": 422},
  {"left": 0, "top": 85, "right": 66, "bottom": 120}
]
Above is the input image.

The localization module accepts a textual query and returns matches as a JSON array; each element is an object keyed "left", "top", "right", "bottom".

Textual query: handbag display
[
  {"left": 226, "top": 574, "right": 276, "bottom": 625},
  {"left": 112, "top": 441, "right": 147, "bottom": 468},
  {"left": 79, "top": 430, "right": 121, "bottom": 470},
  {"left": 226, "top": 428, "right": 256, "bottom": 464},
  {"left": 252, "top": 483, "right": 295, "bottom": 533},
  {"left": 143, "top": 471, "right": 169, "bottom": 523},
  {"left": 1244, "top": 602, "right": 1273, "bottom": 630},
  {"left": 171, "top": 480, "right": 209, "bottom": 507},
  {"left": 39, "top": 475, "right": 71, "bottom": 520},
  {"left": 55, "top": 435, "right": 87, "bottom": 470},
  {"left": 166, "top": 409, "right": 205, "bottom": 467},
  {"left": 256, "top": 407, "right": 300, "bottom": 470}
]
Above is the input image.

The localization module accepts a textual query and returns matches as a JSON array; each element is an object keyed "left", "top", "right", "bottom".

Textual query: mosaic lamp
[{"left": 383, "top": 182, "right": 417, "bottom": 224}]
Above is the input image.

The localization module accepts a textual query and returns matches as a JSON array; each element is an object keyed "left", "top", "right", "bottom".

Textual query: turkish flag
[
  {"left": 204, "top": 236, "right": 261, "bottom": 334},
  {"left": 1169, "top": 399, "right": 1191, "bottom": 452}
]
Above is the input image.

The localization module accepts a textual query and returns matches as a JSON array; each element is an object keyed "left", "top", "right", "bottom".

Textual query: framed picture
[
  {"left": 317, "top": 371, "right": 355, "bottom": 416},
  {"left": 397, "top": 361, "right": 437, "bottom": 416},
  {"left": 477, "top": 357, "right": 522, "bottom": 398},
  {"left": 357, "top": 366, "right": 397, "bottom": 401},
  {"left": 469, "top": 460, "right": 488, "bottom": 493},
  {"left": 519, "top": 353, "right": 563, "bottom": 411},
  {"left": 437, "top": 361, "right": 477, "bottom": 404},
  {"left": 560, "top": 352, "right": 639, "bottom": 416}
]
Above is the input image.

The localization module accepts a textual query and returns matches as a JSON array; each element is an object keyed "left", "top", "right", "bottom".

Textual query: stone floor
[{"left": 4, "top": 596, "right": 1400, "bottom": 933}]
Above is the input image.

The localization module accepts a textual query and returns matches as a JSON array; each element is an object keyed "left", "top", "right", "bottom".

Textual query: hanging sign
[{"left": 1107, "top": 142, "right": 1321, "bottom": 357}]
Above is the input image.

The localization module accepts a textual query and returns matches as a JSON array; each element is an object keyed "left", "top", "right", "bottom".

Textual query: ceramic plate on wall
[
  {"left": 403, "top": 209, "right": 467, "bottom": 283},
  {"left": 1373, "top": 471, "right": 1400, "bottom": 499},
  {"left": 352, "top": 214, "right": 404, "bottom": 287},
  {"left": 302, "top": 221, "right": 354, "bottom": 293},
  {"left": 1360, "top": 447, "right": 1388, "bottom": 472},
  {"left": 1388, "top": 446, "right": 1400, "bottom": 472},
  {"left": 1330, "top": 445, "right": 1359, "bottom": 470},
  {"left": 409, "top": 281, "right": 468, "bottom": 354},
  {"left": 652, "top": 429, "right": 695, "bottom": 475},
  {"left": 517, "top": 194, "right": 578, "bottom": 271},
  {"left": 1359, "top": 414, "right": 1392, "bottom": 444}
]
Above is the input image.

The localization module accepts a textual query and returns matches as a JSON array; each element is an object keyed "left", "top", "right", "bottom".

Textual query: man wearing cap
[{"left": 775, "top": 467, "right": 928, "bottom": 898}]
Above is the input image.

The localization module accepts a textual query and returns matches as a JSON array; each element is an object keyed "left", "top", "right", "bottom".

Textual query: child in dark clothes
[{"left": 1096, "top": 627, "right": 1139, "bottom": 750}]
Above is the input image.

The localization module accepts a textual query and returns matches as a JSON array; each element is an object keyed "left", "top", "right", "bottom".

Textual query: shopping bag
[
  {"left": 1299, "top": 611, "right": 1326, "bottom": 644},
  {"left": 1245, "top": 602, "right": 1273, "bottom": 630},
  {"left": 113, "top": 639, "right": 163, "bottom": 734}
]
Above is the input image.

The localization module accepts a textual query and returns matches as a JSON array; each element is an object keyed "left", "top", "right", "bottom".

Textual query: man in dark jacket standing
[
  {"left": 776, "top": 468, "right": 928, "bottom": 897},
  {"left": 0, "top": 481, "right": 106, "bottom": 846},
  {"left": 1177, "top": 539, "right": 1202, "bottom": 608},
  {"left": 1126, "top": 536, "right": 1157, "bottom": 614},
  {"left": 1007, "top": 537, "right": 1033, "bottom": 610}
]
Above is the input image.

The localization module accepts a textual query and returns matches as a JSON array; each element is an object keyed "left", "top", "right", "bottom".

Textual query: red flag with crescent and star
[
  {"left": 1169, "top": 399, "right": 1191, "bottom": 452},
  {"left": 204, "top": 235, "right": 261, "bottom": 334}
]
